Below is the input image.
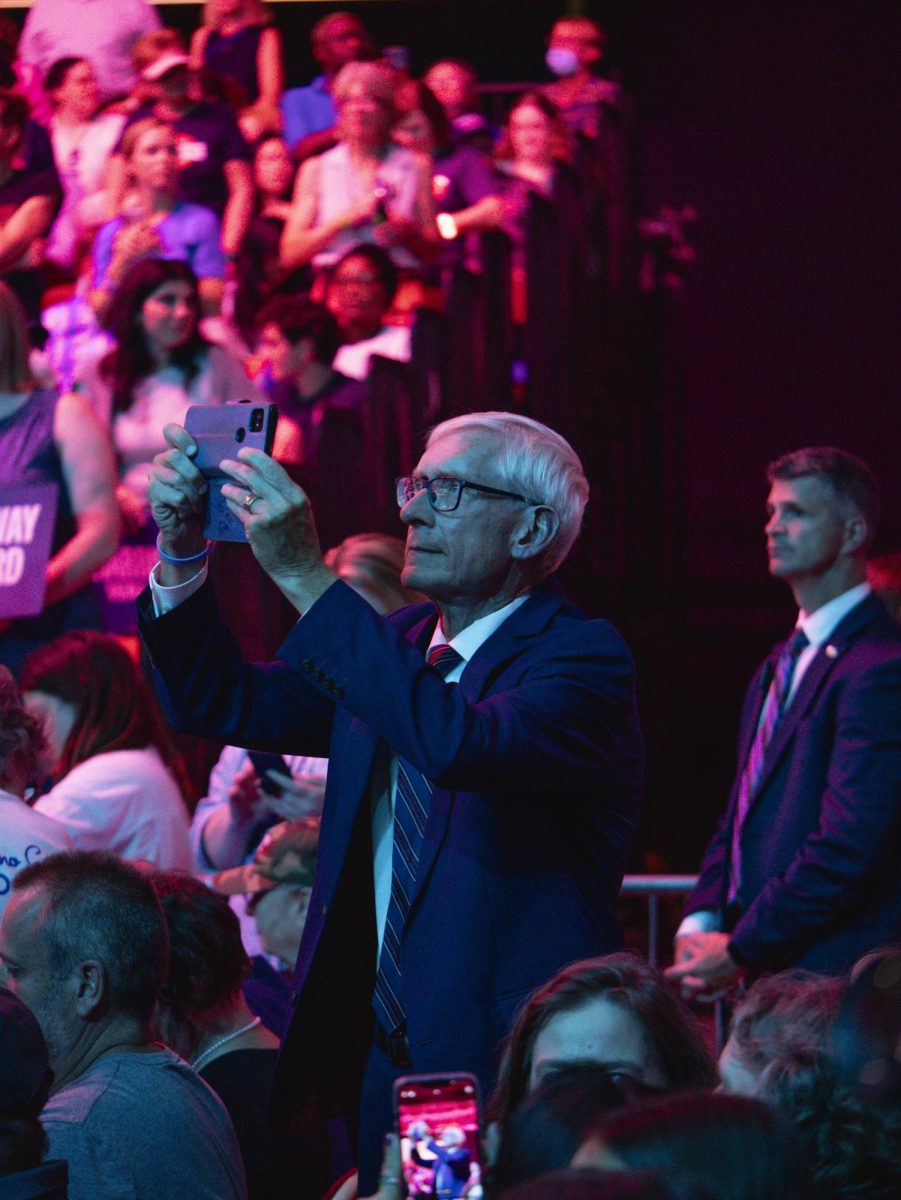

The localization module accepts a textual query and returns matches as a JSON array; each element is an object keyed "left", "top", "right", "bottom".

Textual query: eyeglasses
[{"left": 396, "top": 475, "right": 542, "bottom": 513}]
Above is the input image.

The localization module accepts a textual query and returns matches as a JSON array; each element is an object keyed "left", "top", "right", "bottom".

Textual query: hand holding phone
[
  {"left": 184, "top": 402, "right": 278, "bottom": 542},
  {"left": 148, "top": 422, "right": 210, "bottom": 558}
]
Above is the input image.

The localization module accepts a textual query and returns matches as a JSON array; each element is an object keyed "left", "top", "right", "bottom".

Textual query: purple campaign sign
[{"left": 0, "top": 484, "right": 59, "bottom": 618}]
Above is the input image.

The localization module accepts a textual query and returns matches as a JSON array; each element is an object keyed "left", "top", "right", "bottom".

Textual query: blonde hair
[
  {"left": 119, "top": 117, "right": 174, "bottom": 175},
  {"left": 0, "top": 282, "right": 35, "bottom": 393},
  {"left": 332, "top": 60, "right": 399, "bottom": 112}
]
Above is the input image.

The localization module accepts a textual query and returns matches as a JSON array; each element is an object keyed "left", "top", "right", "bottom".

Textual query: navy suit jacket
[
  {"left": 140, "top": 576, "right": 643, "bottom": 1126},
  {"left": 687, "top": 593, "right": 901, "bottom": 973}
]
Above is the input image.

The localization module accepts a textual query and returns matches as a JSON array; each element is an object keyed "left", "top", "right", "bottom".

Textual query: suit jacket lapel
[
  {"left": 410, "top": 584, "right": 567, "bottom": 905},
  {"left": 748, "top": 594, "right": 883, "bottom": 803}
]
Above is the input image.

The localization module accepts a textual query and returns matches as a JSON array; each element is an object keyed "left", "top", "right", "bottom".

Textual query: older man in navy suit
[
  {"left": 668, "top": 447, "right": 901, "bottom": 1000},
  {"left": 140, "top": 410, "right": 643, "bottom": 1192}
]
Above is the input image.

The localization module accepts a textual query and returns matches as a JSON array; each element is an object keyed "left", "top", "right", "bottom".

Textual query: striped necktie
[
  {"left": 373, "top": 642, "right": 464, "bottom": 1036},
  {"left": 728, "top": 628, "right": 809, "bottom": 904}
]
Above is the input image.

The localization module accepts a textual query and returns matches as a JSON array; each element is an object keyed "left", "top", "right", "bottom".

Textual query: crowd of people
[{"left": 0, "top": 3, "right": 899, "bottom": 1200}]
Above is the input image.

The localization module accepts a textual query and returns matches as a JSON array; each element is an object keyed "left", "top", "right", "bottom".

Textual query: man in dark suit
[
  {"left": 667, "top": 447, "right": 901, "bottom": 1000},
  {"left": 141, "top": 411, "right": 643, "bottom": 1192}
]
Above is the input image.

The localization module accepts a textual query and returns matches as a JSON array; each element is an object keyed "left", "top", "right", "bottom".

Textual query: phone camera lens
[
  {"left": 235, "top": 428, "right": 246, "bottom": 442},
  {"left": 250, "top": 409, "right": 264, "bottom": 432}
]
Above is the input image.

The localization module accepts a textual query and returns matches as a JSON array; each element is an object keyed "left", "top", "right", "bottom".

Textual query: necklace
[{"left": 191, "top": 1017, "right": 261, "bottom": 1071}]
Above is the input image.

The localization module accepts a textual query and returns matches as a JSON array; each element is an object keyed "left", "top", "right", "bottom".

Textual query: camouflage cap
[{"left": 212, "top": 816, "right": 320, "bottom": 896}]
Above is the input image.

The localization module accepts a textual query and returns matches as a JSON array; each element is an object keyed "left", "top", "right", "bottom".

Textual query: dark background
[{"left": 7, "top": 0, "right": 898, "bottom": 869}]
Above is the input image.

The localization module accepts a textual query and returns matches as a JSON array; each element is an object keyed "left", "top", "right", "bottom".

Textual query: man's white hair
[{"left": 426, "top": 412, "right": 588, "bottom": 576}]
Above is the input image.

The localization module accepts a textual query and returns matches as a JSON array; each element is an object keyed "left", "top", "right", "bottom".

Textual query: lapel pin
[{"left": 825, "top": 644, "right": 838, "bottom": 659}]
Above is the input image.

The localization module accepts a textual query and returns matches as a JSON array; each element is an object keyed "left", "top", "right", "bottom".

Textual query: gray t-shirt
[{"left": 41, "top": 1046, "right": 247, "bottom": 1200}]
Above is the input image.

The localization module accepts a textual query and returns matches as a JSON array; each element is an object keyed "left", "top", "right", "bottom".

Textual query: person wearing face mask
[
  {"left": 540, "top": 17, "right": 638, "bottom": 299},
  {"left": 541, "top": 18, "right": 621, "bottom": 142}
]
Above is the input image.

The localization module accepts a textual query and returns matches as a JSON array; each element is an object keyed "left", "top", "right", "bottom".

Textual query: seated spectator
[
  {"left": 255, "top": 293, "right": 364, "bottom": 452},
  {"left": 754, "top": 1048, "right": 901, "bottom": 1200},
  {"left": 0, "top": 985, "right": 67, "bottom": 1196},
  {"left": 833, "top": 946, "right": 901, "bottom": 1113},
  {"left": 0, "top": 850, "right": 247, "bottom": 1200},
  {"left": 190, "top": 0, "right": 283, "bottom": 142},
  {"left": 0, "top": 283, "right": 119, "bottom": 674},
  {"left": 17, "top": 0, "right": 161, "bottom": 105},
  {"left": 0, "top": 90, "right": 61, "bottom": 335},
  {"left": 281, "top": 11, "right": 375, "bottom": 161},
  {"left": 489, "top": 954, "right": 718, "bottom": 1127},
  {"left": 20, "top": 631, "right": 193, "bottom": 870},
  {"left": 192, "top": 747, "right": 326, "bottom": 878},
  {"left": 0, "top": 667, "right": 73, "bottom": 922},
  {"left": 106, "top": 45, "right": 253, "bottom": 259},
  {"left": 325, "top": 243, "right": 412, "bottom": 379},
  {"left": 152, "top": 860, "right": 353, "bottom": 1200},
  {"left": 491, "top": 1063, "right": 641, "bottom": 1195},
  {"left": 232, "top": 134, "right": 305, "bottom": 346},
  {"left": 280, "top": 61, "right": 437, "bottom": 277},
  {"left": 212, "top": 817, "right": 320, "bottom": 1033},
  {"left": 44, "top": 57, "right": 125, "bottom": 273},
  {"left": 717, "top": 972, "right": 845, "bottom": 1096},
  {"left": 574, "top": 1091, "right": 810, "bottom": 1200},
  {"left": 88, "top": 117, "right": 225, "bottom": 319}
]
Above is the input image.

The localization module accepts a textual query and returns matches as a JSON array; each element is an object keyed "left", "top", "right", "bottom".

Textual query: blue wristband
[{"left": 156, "top": 533, "right": 211, "bottom": 565}]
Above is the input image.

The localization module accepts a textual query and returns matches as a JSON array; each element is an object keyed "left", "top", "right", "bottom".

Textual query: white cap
[{"left": 142, "top": 53, "right": 190, "bottom": 82}]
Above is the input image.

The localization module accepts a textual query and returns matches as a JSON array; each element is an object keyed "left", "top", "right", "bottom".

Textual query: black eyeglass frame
[{"left": 395, "top": 475, "right": 543, "bottom": 512}]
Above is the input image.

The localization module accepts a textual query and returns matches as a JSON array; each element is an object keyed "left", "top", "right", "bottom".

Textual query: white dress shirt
[{"left": 371, "top": 595, "right": 529, "bottom": 955}]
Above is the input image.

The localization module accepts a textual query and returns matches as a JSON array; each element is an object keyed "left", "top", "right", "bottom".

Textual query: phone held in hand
[
  {"left": 393, "top": 1073, "right": 484, "bottom": 1198},
  {"left": 247, "top": 750, "right": 292, "bottom": 797},
  {"left": 184, "top": 402, "right": 278, "bottom": 542}
]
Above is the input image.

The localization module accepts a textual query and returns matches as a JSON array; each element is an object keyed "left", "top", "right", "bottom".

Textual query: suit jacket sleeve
[
  {"left": 278, "top": 579, "right": 641, "bottom": 795},
  {"left": 138, "top": 578, "right": 333, "bottom": 758}
]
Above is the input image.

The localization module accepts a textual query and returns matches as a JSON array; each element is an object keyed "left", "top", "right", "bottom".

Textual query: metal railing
[{"left": 620, "top": 874, "right": 698, "bottom": 967}]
